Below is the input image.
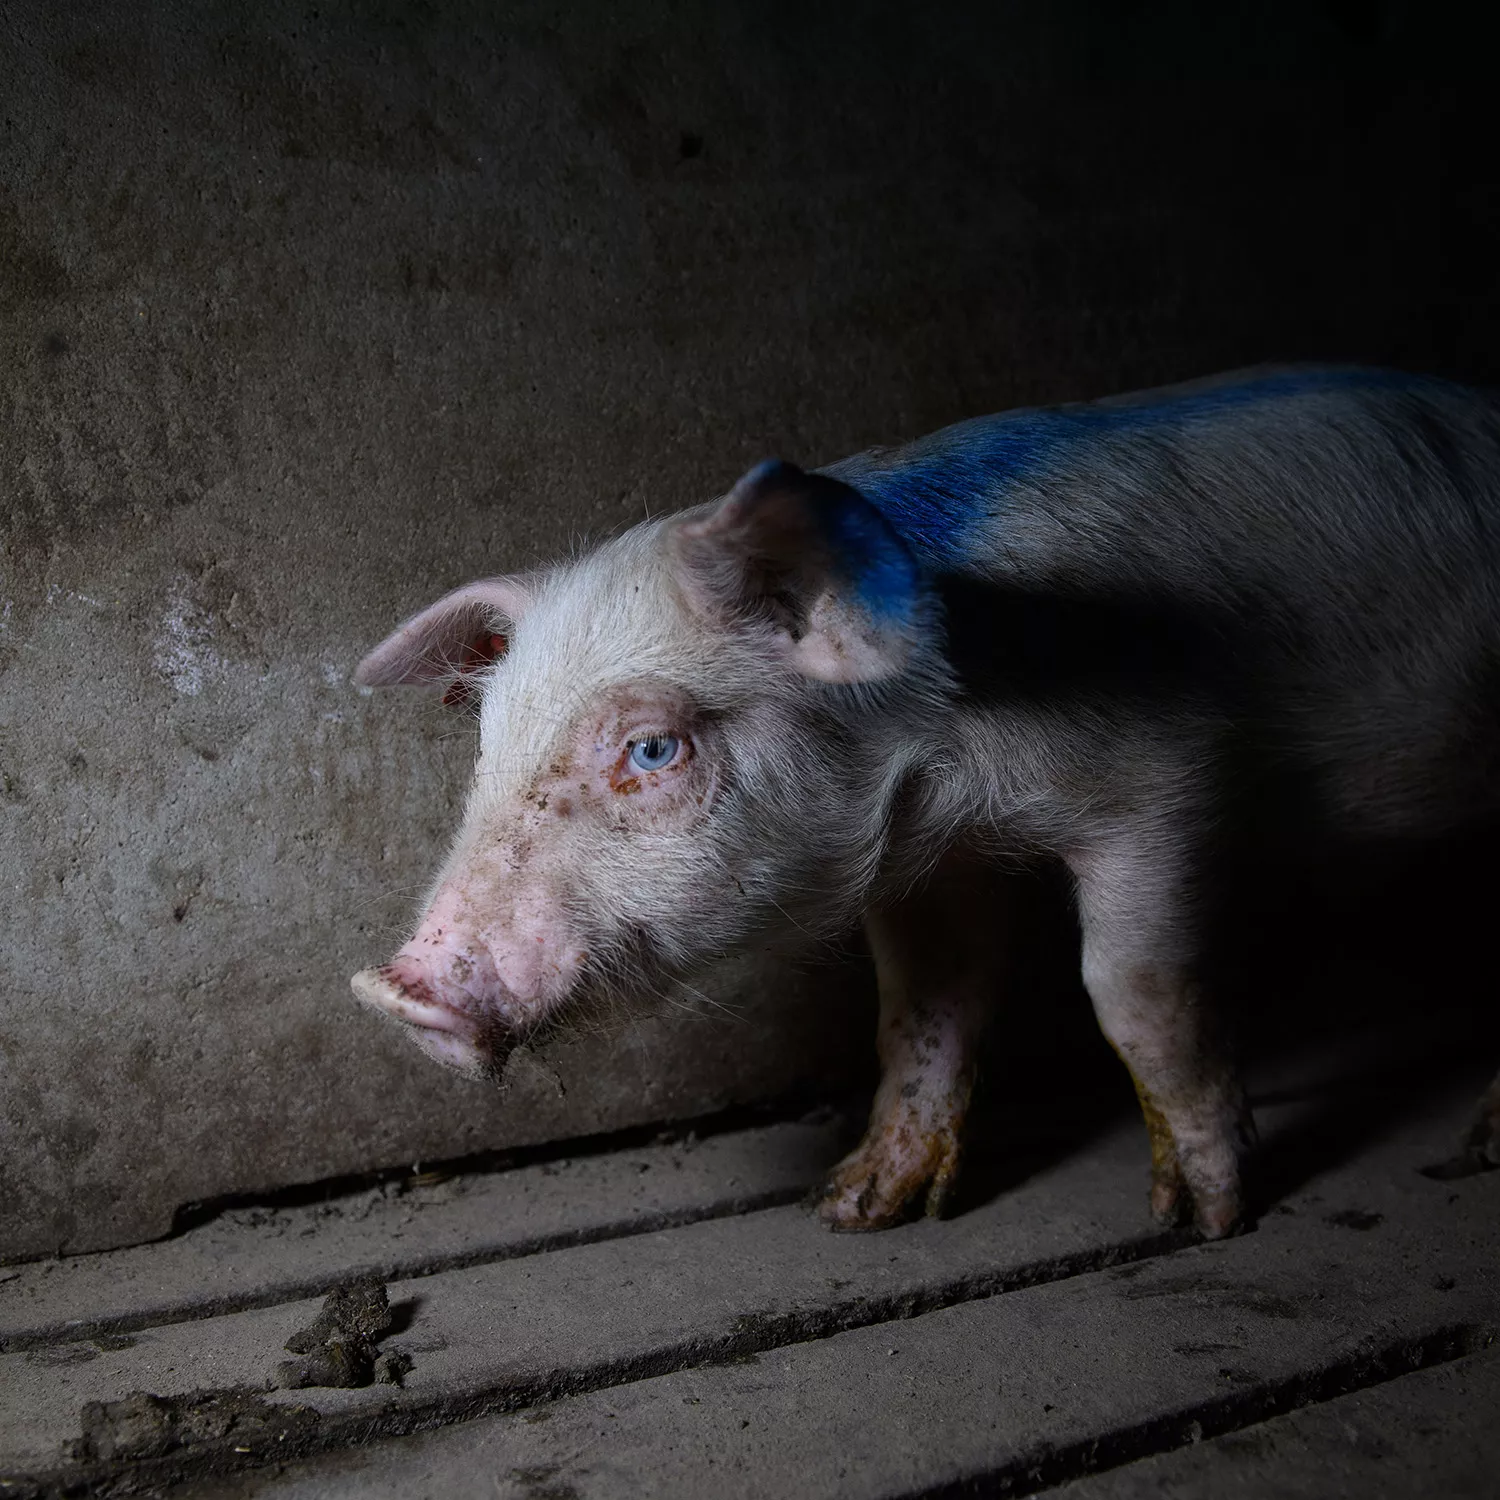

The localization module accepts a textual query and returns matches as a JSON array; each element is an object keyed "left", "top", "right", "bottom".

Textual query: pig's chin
[{"left": 349, "top": 966, "right": 518, "bottom": 1084}]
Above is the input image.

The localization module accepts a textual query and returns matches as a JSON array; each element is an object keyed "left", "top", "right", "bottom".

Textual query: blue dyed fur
[
  {"left": 816, "top": 477, "right": 920, "bottom": 621},
  {"left": 820, "top": 366, "right": 1462, "bottom": 571}
]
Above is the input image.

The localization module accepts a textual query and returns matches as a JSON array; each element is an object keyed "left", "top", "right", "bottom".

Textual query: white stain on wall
[
  {"left": 45, "top": 583, "right": 103, "bottom": 607},
  {"left": 153, "top": 579, "right": 224, "bottom": 696}
]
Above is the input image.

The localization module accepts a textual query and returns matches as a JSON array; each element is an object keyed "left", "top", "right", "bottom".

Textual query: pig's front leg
[
  {"left": 1070, "top": 841, "right": 1257, "bottom": 1239},
  {"left": 817, "top": 857, "right": 1003, "bottom": 1231}
]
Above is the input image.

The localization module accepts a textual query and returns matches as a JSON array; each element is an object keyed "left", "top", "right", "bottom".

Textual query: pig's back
[
  {"left": 823, "top": 367, "right": 1500, "bottom": 597},
  {"left": 823, "top": 368, "right": 1500, "bottom": 838}
]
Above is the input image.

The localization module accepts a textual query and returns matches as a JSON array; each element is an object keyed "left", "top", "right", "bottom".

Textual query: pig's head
[{"left": 350, "top": 459, "right": 947, "bottom": 1081}]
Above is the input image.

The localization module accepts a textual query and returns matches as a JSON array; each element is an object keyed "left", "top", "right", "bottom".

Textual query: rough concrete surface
[
  {"left": 191, "top": 1331, "right": 1500, "bottom": 1500},
  {"left": 0, "top": 1112, "right": 1167, "bottom": 1472},
  {"left": 1050, "top": 1347, "right": 1500, "bottom": 1499},
  {"left": 0, "top": 1048, "right": 1494, "bottom": 1496},
  {"left": 0, "top": 1064, "right": 1486, "bottom": 1497},
  {"left": 172, "top": 1269, "right": 1496, "bottom": 1500},
  {"left": 4, "top": 0, "right": 1500, "bottom": 1259},
  {"left": 0, "top": 1117, "right": 850, "bottom": 1351}
]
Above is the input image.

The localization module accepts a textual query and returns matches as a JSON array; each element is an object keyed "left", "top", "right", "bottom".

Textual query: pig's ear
[
  {"left": 355, "top": 577, "right": 530, "bottom": 690},
  {"left": 672, "top": 460, "right": 922, "bottom": 683}
]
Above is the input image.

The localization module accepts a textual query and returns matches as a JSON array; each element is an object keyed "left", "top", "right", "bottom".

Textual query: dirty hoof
[
  {"left": 1148, "top": 1172, "right": 1244, "bottom": 1238},
  {"left": 1188, "top": 1183, "right": 1246, "bottom": 1241},
  {"left": 815, "top": 1124, "right": 962, "bottom": 1231},
  {"left": 1149, "top": 1176, "right": 1193, "bottom": 1229}
]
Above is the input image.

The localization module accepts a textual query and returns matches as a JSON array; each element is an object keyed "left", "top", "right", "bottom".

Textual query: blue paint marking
[
  {"left": 824, "top": 366, "right": 1445, "bottom": 568},
  {"left": 735, "top": 458, "right": 920, "bottom": 622},
  {"left": 738, "top": 457, "right": 787, "bottom": 491},
  {"left": 817, "top": 483, "right": 919, "bottom": 620}
]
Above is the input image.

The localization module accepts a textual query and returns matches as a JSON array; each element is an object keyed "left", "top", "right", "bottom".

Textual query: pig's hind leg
[
  {"left": 817, "top": 856, "right": 1003, "bottom": 1232},
  {"left": 1070, "top": 840, "right": 1257, "bottom": 1239}
]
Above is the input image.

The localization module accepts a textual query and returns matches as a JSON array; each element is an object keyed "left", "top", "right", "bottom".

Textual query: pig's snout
[
  {"left": 350, "top": 875, "right": 586, "bottom": 1081},
  {"left": 350, "top": 962, "right": 517, "bottom": 1081},
  {"left": 350, "top": 920, "right": 518, "bottom": 1081}
]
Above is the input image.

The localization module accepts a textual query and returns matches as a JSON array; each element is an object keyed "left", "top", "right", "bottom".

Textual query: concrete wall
[{"left": 2, "top": 0, "right": 1496, "bottom": 1259}]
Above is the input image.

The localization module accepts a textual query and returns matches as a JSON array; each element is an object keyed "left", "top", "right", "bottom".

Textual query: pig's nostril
[
  {"left": 351, "top": 967, "right": 469, "bottom": 1034},
  {"left": 350, "top": 964, "right": 518, "bottom": 1083}
]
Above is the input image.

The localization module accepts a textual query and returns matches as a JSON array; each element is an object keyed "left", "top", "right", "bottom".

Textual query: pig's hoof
[
  {"left": 1151, "top": 1168, "right": 1247, "bottom": 1236},
  {"left": 1188, "top": 1183, "right": 1246, "bottom": 1241},
  {"left": 815, "top": 1125, "right": 962, "bottom": 1232},
  {"left": 1149, "top": 1175, "right": 1192, "bottom": 1229}
]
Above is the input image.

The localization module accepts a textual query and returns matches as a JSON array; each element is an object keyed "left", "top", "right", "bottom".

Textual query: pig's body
[
  {"left": 352, "top": 366, "right": 1500, "bottom": 1237},
  {"left": 828, "top": 368, "right": 1500, "bottom": 850}
]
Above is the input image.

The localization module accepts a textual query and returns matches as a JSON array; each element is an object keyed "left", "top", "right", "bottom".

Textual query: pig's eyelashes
[{"left": 628, "top": 734, "right": 682, "bottom": 772}]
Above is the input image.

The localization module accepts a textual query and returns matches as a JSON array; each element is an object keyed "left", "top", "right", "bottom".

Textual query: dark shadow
[
  {"left": 937, "top": 837, "right": 1498, "bottom": 1223},
  {"left": 1223, "top": 830, "right": 1498, "bottom": 1204},
  {"left": 1249, "top": 1044, "right": 1495, "bottom": 1211},
  {"left": 947, "top": 867, "right": 1140, "bottom": 1218},
  {"left": 386, "top": 1297, "right": 421, "bottom": 1337}
]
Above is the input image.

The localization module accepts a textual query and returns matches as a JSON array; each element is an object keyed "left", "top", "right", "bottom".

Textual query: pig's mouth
[{"left": 350, "top": 966, "right": 519, "bottom": 1083}]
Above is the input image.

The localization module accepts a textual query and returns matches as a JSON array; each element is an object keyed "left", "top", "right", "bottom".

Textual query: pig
[{"left": 350, "top": 366, "right": 1500, "bottom": 1239}]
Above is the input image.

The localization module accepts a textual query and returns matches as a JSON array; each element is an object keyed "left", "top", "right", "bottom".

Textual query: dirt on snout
[{"left": 274, "top": 1277, "right": 412, "bottom": 1390}]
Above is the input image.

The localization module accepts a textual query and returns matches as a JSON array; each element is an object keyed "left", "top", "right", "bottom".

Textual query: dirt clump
[{"left": 274, "top": 1277, "right": 412, "bottom": 1389}]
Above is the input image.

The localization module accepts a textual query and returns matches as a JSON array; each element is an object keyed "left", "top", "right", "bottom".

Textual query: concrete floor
[{"left": 2, "top": 1030, "right": 1495, "bottom": 1498}]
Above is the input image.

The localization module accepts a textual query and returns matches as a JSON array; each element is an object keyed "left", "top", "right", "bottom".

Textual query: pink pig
[{"left": 352, "top": 371, "right": 1500, "bottom": 1237}]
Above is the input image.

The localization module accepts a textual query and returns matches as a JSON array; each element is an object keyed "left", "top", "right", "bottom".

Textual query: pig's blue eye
[{"left": 629, "top": 734, "right": 680, "bottom": 772}]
